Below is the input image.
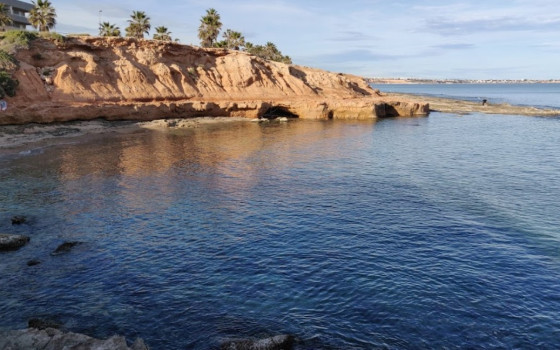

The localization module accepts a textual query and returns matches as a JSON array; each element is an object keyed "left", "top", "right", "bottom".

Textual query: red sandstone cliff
[{"left": 2, "top": 36, "right": 428, "bottom": 125}]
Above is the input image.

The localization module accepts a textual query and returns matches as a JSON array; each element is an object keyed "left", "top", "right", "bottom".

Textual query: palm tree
[
  {"left": 29, "top": 0, "right": 57, "bottom": 32},
  {"left": 198, "top": 8, "right": 222, "bottom": 48},
  {"left": 0, "top": 4, "right": 13, "bottom": 31},
  {"left": 153, "top": 26, "right": 172, "bottom": 41},
  {"left": 125, "top": 11, "right": 150, "bottom": 39},
  {"left": 99, "top": 22, "right": 121, "bottom": 37},
  {"left": 222, "top": 29, "right": 245, "bottom": 50}
]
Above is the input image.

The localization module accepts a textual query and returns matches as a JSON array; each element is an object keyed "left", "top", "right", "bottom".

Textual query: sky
[{"left": 50, "top": 0, "right": 560, "bottom": 80}]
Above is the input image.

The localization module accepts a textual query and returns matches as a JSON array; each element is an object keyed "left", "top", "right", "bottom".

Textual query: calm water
[
  {"left": 1, "top": 113, "right": 560, "bottom": 349},
  {"left": 374, "top": 83, "right": 560, "bottom": 109}
]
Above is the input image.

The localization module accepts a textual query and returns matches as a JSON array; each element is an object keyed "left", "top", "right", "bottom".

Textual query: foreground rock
[
  {"left": 2, "top": 36, "right": 428, "bottom": 125},
  {"left": 0, "top": 233, "right": 30, "bottom": 251},
  {"left": 0, "top": 328, "right": 148, "bottom": 350},
  {"left": 222, "top": 335, "right": 295, "bottom": 350}
]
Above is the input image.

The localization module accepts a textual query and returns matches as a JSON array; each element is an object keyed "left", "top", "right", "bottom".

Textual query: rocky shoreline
[
  {"left": 383, "top": 92, "right": 560, "bottom": 116},
  {"left": 0, "top": 327, "right": 296, "bottom": 350}
]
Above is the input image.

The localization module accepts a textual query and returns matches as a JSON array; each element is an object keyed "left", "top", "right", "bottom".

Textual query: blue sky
[{"left": 52, "top": 0, "right": 560, "bottom": 79}]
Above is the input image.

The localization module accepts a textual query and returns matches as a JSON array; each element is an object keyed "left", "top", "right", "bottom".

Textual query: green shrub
[
  {"left": 0, "top": 70, "right": 19, "bottom": 98},
  {"left": 39, "top": 32, "right": 66, "bottom": 44},
  {"left": 0, "top": 30, "right": 38, "bottom": 53},
  {"left": 0, "top": 50, "right": 18, "bottom": 71}
]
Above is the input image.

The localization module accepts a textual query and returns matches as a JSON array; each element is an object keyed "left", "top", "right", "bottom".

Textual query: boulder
[
  {"left": 0, "top": 233, "right": 30, "bottom": 251},
  {"left": 0, "top": 328, "right": 148, "bottom": 350},
  {"left": 221, "top": 334, "right": 295, "bottom": 350}
]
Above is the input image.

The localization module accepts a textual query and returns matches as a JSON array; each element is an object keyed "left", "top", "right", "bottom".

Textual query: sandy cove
[{"left": 1, "top": 36, "right": 428, "bottom": 125}]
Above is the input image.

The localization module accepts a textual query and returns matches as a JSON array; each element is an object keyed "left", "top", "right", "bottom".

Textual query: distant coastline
[{"left": 367, "top": 78, "right": 560, "bottom": 84}]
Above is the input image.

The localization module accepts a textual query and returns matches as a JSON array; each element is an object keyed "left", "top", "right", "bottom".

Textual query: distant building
[{"left": 1, "top": 0, "right": 34, "bottom": 30}]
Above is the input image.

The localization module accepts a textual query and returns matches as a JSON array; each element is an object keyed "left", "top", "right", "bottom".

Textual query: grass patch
[
  {"left": 0, "top": 30, "right": 38, "bottom": 54},
  {"left": 38, "top": 32, "right": 67, "bottom": 44}
]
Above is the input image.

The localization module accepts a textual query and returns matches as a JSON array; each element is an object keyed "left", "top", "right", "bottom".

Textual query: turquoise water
[
  {"left": 374, "top": 83, "right": 560, "bottom": 109},
  {"left": 1, "top": 112, "right": 560, "bottom": 349}
]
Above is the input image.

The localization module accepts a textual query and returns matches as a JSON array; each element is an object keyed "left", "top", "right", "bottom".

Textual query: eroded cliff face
[{"left": 2, "top": 36, "right": 428, "bottom": 124}]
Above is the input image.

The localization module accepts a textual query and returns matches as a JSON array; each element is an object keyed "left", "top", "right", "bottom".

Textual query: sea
[
  {"left": 1, "top": 84, "right": 560, "bottom": 349},
  {"left": 375, "top": 83, "right": 560, "bottom": 109}
]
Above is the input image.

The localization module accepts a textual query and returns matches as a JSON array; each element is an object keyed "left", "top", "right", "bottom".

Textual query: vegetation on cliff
[
  {"left": 99, "top": 22, "right": 121, "bottom": 37},
  {"left": 125, "top": 11, "right": 151, "bottom": 39},
  {"left": 198, "top": 8, "right": 222, "bottom": 48},
  {"left": 197, "top": 8, "right": 291, "bottom": 64},
  {"left": 153, "top": 26, "right": 172, "bottom": 42}
]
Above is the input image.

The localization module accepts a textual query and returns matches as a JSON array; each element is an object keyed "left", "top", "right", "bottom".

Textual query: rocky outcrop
[
  {"left": 0, "top": 233, "right": 30, "bottom": 251},
  {"left": 2, "top": 36, "right": 428, "bottom": 125},
  {"left": 221, "top": 335, "right": 295, "bottom": 350},
  {"left": 0, "top": 328, "right": 148, "bottom": 350}
]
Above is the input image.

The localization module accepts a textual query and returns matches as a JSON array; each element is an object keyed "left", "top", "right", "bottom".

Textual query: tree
[
  {"left": 125, "top": 11, "right": 150, "bottom": 39},
  {"left": 29, "top": 0, "right": 57, "bottom": 32},
  {"left": 221, "top": 29, "right": 245, "bottom": 50},
  {"left": 0, "top": 4, "right": 13, "bottom": 31},
  {"left": 245, "top": 41, "right": 292, "bottom": 64},
  {"left": 198, "top": 8, "right": 221, "bottom": 48},
  {"left": 153, "top": 26, "right": 172, "bottom": 41},
  {"left": 99, "top": 22, "right": 121, "bottom": 37}
]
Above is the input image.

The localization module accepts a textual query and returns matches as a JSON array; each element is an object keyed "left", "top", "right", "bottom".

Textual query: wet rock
[
  {"left": 0, "top": 328, "right": 148, "bottom": 350},
  {"left": 28, "top": 318, "right": 62, "bottom": 330},
  {"left": 0, "top": 233, "right": 30, "bottom": 251},
  {"left": 51, "top": 241, "right": 82, "bottom": 256},
  {"left": 27, "top": 259, "right": 41, "bottom": 266},
  {"left": 221, "top": 334, "right": 295, "bottom": 350},
  {"left": 11, "top": 216, "right": 27, "bottom": 225}
]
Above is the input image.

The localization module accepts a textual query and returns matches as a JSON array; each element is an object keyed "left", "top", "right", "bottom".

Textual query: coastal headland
[{"left": 1, "top": 36, "right": 428, "bottom": 125}]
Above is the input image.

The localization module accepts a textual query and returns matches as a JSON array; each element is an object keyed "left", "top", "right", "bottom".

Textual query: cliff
[{"left": 2, "top": 36, "right": 428, "bottom": 125}]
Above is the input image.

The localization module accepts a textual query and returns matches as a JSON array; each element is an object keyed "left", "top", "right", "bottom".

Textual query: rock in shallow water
[
  {"left": 0, "top": 328, "right": 148, "bottom": 350},
  {"left": 11, "top": 216, "right": 27, "bottom": 225},
  {"left": 51, "top": 241, "right": 82, "bottom": 256},
  {"left": 28, "top": 318, "right": 62, "bottom": 330},
  {"left": 221, "top": 334, "right": 295, "bottom": 350},
  {"left": 0, "top": 233, "right": 30, "bottom": 251},
  {"left": 27, "top": 259, "right": 41, "bottom": 266}
]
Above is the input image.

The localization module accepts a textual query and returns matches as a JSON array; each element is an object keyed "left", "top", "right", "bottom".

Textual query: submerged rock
[
  {"left": 11, "top": 216, "right": 27, "bottom": 225},
  {"left": 0, "top": 328, "right": 148, "bottom": 350},
  {"left": 27, "top": 259, "right": 41, "bottom": 266},
  {"left": 28, "top": 318, "right": 62, "bottom": 330},
  {"left": 221, "top": 334, "right": 295, "bottom": 350},
  {"left": 0, "top": 233, "right": 30, "bottom": 251},
  {"left": 51, "top": 241, "right": 82, "bottom": 256}
]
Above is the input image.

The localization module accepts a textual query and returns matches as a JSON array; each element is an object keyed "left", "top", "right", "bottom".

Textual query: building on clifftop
[{"left": 1, "top": 0, "right": 33, "bottom": 30}]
